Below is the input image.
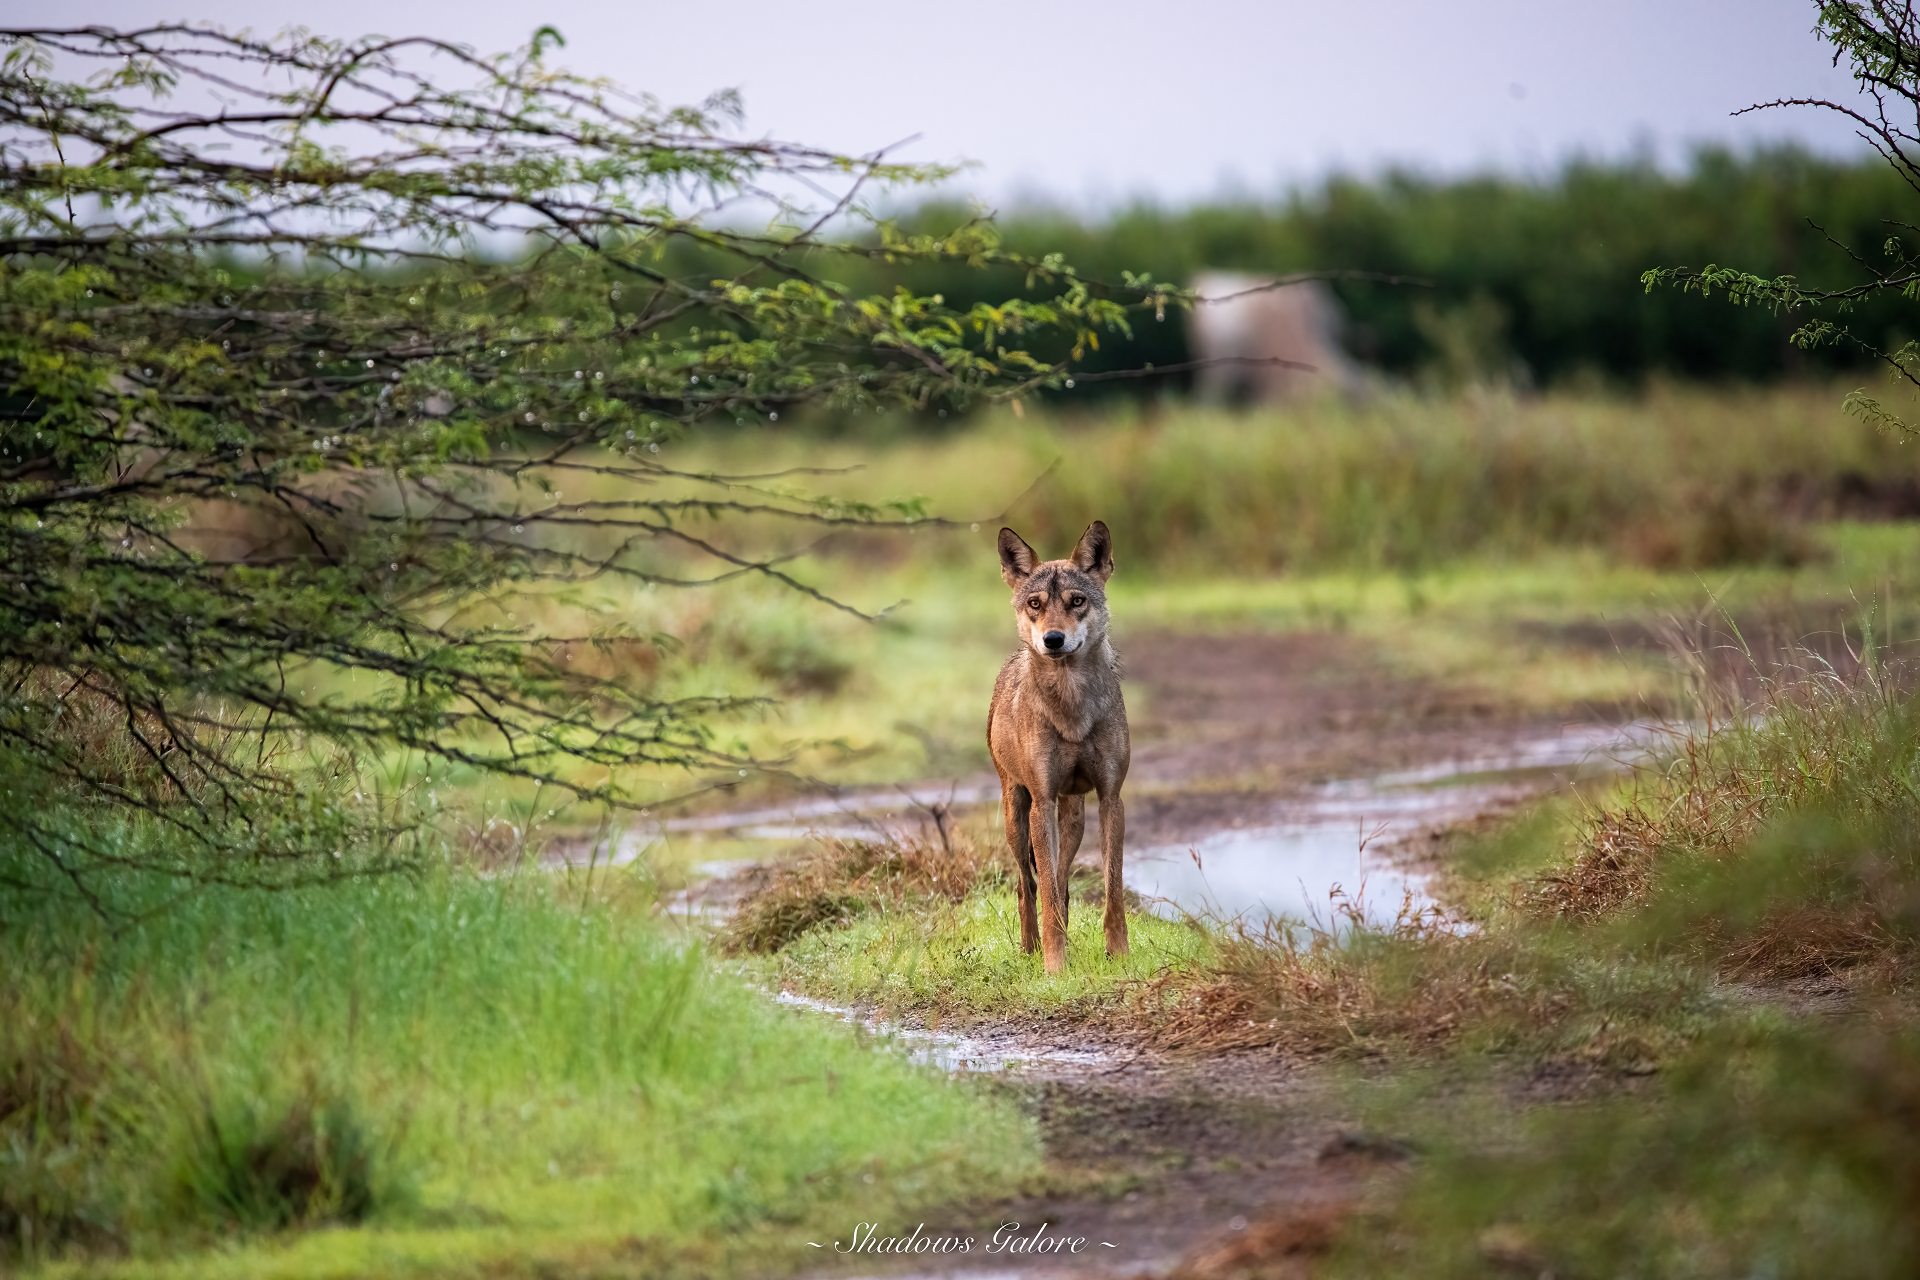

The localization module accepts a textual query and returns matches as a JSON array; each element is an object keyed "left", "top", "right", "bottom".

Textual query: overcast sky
[{"left": 20, "top": 1, "right": 1879, "bottom": 206}]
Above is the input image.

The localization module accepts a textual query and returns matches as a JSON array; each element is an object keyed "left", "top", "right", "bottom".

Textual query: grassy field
[
  {"left": 12, "top": 381, "right": 1920, "bottom": 1277},
  {"left": 1313, "top": 671, "right": 1920, "bottom": 1278},
  {"left": 394, "top": 379, "right": 1920, "bottom": 838},
  {"left": 405, "top": 379, "right": 1920, "bottom": 821},
  {"left": 620, "top": 380, "right": 1916, "bottom": 574},
  {"left": 0, "top": 829, "right": 1039, "bottom": 1279},
  {"left": 671, "top": 378, "right": 1920, "bottom": 1276},
  {"left": 441, "top": 510, "right": 1919, "bottom": 892},
  {"left": 719, "top": 835, "right": 1215, "bottom": 1024},
  {"left": 771, "top": 892, "right": 1211, "bottom": 1023}
]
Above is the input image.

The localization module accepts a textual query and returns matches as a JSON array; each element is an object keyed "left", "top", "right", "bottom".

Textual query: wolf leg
[
  {"left": 1003, "top": 783, "right": 1038, "bottom": 954},
  {"left": 1098, "top": 791, "right": 1128, "bottom": 957},
  {"left": 1055, "top": 793, "right": 1086, "bottom": 926},
  {"left": 1028, "top": 790, "right": 1068, "bottom": 973}
]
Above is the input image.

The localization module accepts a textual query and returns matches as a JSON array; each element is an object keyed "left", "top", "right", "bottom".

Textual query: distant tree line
[
  {"left": 135, "top": 147, "right": 1907, "bottom": 432},
  {"left": 820, "top": 146, "right": 1912, "bottom": 399}
]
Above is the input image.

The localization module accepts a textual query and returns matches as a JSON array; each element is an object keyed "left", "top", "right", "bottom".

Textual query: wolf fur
[{"left": 987, "top": 521, "right": 1130, "bottom": 973}]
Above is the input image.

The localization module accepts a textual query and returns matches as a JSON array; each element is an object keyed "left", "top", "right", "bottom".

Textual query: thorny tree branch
[
  {"left": 0, "top": 23, "right": 1187, "bottom": 909},
  {"left": 1647, "top": 2, "right": 1920, "bottom": 433}
]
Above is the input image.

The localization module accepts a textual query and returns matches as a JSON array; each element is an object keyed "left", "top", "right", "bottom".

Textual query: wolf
[{"left": 987, "top": 521, "right": 1129, "bottom": 973}]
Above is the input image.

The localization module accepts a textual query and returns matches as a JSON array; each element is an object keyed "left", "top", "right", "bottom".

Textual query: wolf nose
[{"left": 1042, "top": 630, "right": 1066, "bottom": 651}]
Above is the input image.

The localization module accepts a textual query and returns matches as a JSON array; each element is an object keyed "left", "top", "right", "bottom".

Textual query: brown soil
[
  {"left": 803, "top": 1062, "right": 1402, "bottom": 1280},
  {"left": 1121, "top": 628, "right": 1550, "bottom": 844}
]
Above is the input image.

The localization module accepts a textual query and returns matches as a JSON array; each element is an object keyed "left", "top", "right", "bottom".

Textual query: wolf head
[{"left": 997, "top": 521, "right": 1115, "bottom": 661}]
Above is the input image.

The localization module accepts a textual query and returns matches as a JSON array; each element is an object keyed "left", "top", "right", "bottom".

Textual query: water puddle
[
  {"left": 660, "top": 783, "right": 998, "bottom": 840},
  {"left": 773, "top": 992, "right": 1119, "bottom": 1075},
  {"left": 1127, "top": 721, "right": 1666, "bottom": 930},
  {"left": 550, "top": 784, "right": 989, "bottom": 868},
  {"left": 540, "top": 819, "right": 663, "bottom": 871},
  {"left": 657, "top": 857, "right": 764, "bottom": 924}
]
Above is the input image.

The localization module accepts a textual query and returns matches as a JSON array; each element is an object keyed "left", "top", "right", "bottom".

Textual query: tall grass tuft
[
  {"left": 173, "top": 1085, "right": 393, "bottom": 1231},
  {"left": 1132, "top": 892, "right": 1483, "bottom": 1058},
  {"left": 1333, "top": 1020, "right": 1920, "bottom": 1280}
]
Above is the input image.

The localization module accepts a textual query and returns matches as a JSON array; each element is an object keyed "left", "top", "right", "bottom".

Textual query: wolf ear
[
  {"left": 998, "top": 527, "right": 1038, "bottom": 588},
  {"left": 1071, "top": 520, "right": 1114, "bottom": 582}
]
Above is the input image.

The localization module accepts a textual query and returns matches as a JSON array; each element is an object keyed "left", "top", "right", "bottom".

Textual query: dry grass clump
[
  {"left": 1174, "top": 1197, "right": 1355, "bottom": 1280},
  {"left": 721, "top": 832, "right": 1003, "bottom": 955},
  {"left": 1526, "top": 641, "right": 1920, "bottom": 985},
  {"left": 1330, "top": 1020, "right": 1920, "bottom": 1279},
  {"left": 0, "top": 993, "right": 139, "bottom": 1256},
  {"left": 174, "top": 1083, "right": 390, "bottom": 1232},
  {"left": 1135, "top": 896, "right": 1491, "bottom": 1058},
  {"left": 2, "top": 666, "right": 208, "bottom": 803},
  {"left": 1526, "top": 808, "right": 1672, "bottom": 922},
  {"left": 1710, "top": 902, "right": 1898, "bottom": 983},
  {"left": 1616, "top": 481, "right": 1818, "bottom": 570},
  {"left": 1532, "top": 628, "right": 1914, "bottom": 920}
]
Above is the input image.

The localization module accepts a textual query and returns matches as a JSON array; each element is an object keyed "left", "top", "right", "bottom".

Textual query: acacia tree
[
  {"left": 1646, "top": 1, "right": 1920, "bottom": 435},
  {"left": 0, "top": 24, "right": 1167, "bottom": 895}
]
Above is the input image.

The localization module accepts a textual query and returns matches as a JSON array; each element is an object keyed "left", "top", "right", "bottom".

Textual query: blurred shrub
[
  {"left": 708, "top": 610, "right": 856, "bottom": 696},
  {"left": 1338, "top": 1021, "right": 1920, "bottom": 1280}
]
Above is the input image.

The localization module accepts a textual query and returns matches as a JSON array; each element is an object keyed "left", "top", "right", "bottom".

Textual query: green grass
[
  {"left": 1266, "top": 652, "right": 1920, "bottom": 1277},
  {"left": 1326, "top": 1014, "right": 1920, "bottom": 1279},
  {"left": 623, "top": 380, "right": 1914, "bottom": 576},
  {"left": 20, "top": 382, "right": 1920, "bottom": 1278},
  {"left": 1329, "top": 1013, "right": 1920, "bottom": 1280},
  {"left": 709, "top": 650, "right": 1920, "bottom": 1280},
  {"left": 719, "top": 831, "right": 1214, "bottom": 1024},
  {"left": 769, "top": 889, "right": 1215, "bottom": 1025},
  {"left": 0, "top": 842, "right": 1039, "bottom": 1278}
]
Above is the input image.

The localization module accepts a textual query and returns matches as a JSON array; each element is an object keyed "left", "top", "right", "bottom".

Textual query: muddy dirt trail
[
  {"left": 610, "top": 630, "right": 1658, "bottom": 1279},
  {"left": 637, "top": 630, "right": 1647, "bottom": 842},
  {"left": 652, "top": 630, "right": 1658, "bottom": 929}
]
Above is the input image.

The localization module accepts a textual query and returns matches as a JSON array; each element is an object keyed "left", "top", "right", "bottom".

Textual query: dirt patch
[
  {"left": 625, "top": 629, "right": 1619, "bottom": 855},
  {"left": 1120, "top": 630, "right": 1524, "bottom": 844},
  {"left": 805, "top": 1061, "right": 1407, "bottom": 1280}
]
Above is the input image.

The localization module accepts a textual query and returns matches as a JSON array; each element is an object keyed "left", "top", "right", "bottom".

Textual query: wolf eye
[
  {"left": 1068, "top": 593, "right": 1086, "bottom": 608},
  {"left": 1026, "top": 596, "right": 1044, "bottom": 611}
]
